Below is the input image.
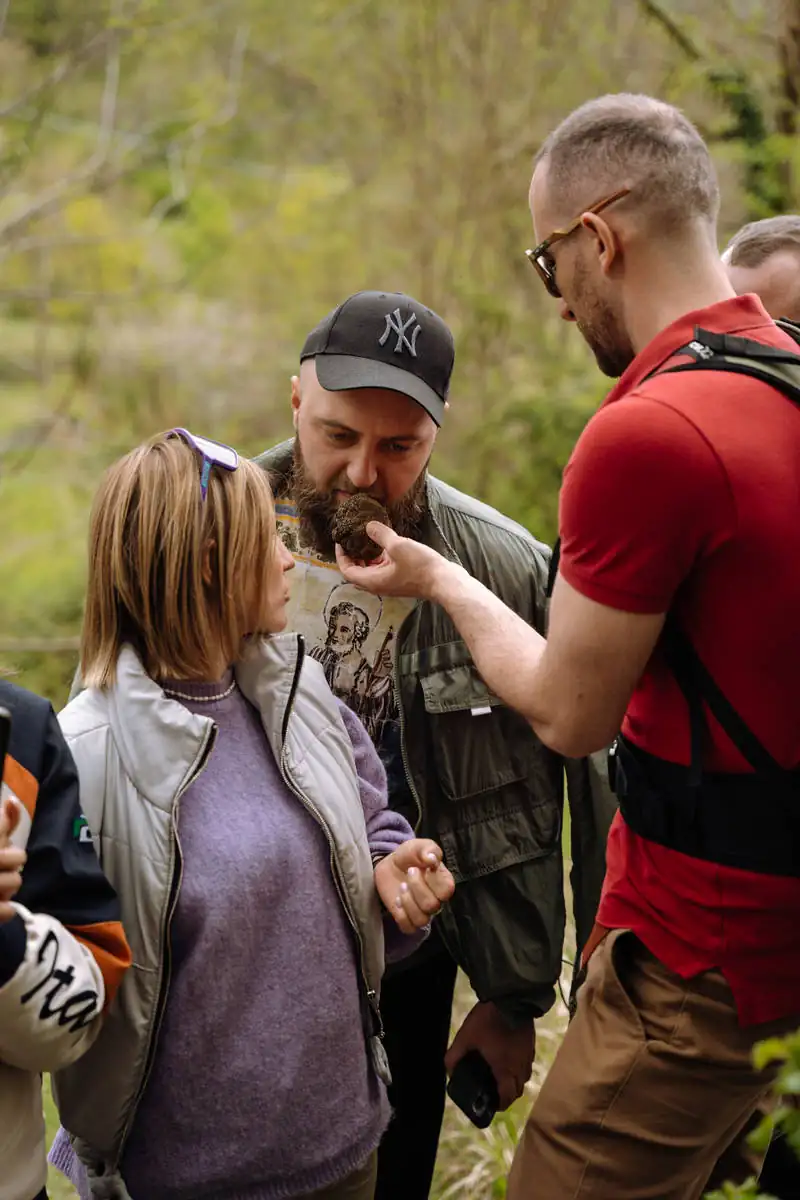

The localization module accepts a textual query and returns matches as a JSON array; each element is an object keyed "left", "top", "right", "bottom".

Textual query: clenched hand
[
  {"left": 374, "top": 838, "right": 455, "bottom": 934},
  {"left": 445, "top": 1000, "right": 535, "bottom": 1111}
]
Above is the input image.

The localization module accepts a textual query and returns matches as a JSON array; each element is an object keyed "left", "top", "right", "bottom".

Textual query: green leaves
[
  {"left": 703, "top": 1029, "right": 800, "bottom": 1199},
  {"left": 705, "top": 1180, "right": 777, "bottom": 1200}
]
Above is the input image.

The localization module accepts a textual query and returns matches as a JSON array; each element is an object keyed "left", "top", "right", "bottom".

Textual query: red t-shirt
[{"left": 559, "top": 294, "right": 800, "bottom": 1026}]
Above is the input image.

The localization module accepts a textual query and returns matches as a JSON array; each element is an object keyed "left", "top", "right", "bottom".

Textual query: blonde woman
[{"left": 49, "top": 429, "right": 455, "bottom": 1200}]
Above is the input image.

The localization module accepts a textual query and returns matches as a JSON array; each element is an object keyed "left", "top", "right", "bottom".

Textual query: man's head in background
[
  {"left": 723, "top": 215, "right": 800, "bottom": 322},
  {"left": 290, "top": 290, "right": 455, "bottom": 556}
]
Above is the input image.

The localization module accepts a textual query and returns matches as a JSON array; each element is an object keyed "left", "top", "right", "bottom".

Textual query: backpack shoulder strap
[
  {"left": 546, "top": 537, "right": 782, "bottom": 776},
  {"left": 651, "top": 326, "right": 797, "bottom": 778},
  {"left": 656, "top": 326, "right": 800, "bottom": 408},
  {"left": 776, "top": 317, "right": 800, "bottom": 348},
  {"left": 661, "top": 614, "right": 786, "bottom": 780}
]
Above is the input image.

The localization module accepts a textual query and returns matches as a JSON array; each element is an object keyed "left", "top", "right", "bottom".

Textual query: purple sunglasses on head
[{"left": 167, "top": 428, "right": 239, "bottom": 501}]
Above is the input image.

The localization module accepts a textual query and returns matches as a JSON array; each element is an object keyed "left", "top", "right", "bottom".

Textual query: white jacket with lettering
[
  {"left": 0, "top": 907, "right": 105, "bottom": 1200},
  {"left": 0, "top": 678, "right": 130, "bottom": 1200}
]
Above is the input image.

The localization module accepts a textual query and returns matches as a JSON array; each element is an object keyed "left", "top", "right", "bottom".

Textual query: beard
[
  {"left": 570, "top": 258, "right": 635, "bottom": 379},
  {"left": 290, "top": 441, "right": 428, "bottom": 559}
]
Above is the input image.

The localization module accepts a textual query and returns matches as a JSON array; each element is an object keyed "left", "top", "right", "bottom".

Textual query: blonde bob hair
[{"left": 81, "top": 432, "right": 277, "bottom": 687}]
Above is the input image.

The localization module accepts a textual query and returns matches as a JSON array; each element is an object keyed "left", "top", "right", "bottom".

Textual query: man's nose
[
  {"left": 346, "top": 450, "right": 379, "bottom": 491},
  {"left": 559, "top": 298, "right": 577, "bottom": 323}
]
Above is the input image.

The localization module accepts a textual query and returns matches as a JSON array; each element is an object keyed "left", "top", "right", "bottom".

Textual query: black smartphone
[
  {"left": 0, "top": 706, "right": 10, "bottom": 790},
  {"left": 446, "top": 1049, "right": 500, "bottom": 1129}
]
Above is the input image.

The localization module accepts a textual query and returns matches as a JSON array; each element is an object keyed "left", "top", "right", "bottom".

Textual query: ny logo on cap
[{"left": 379, "top": 308, "right": 421, "bottom": 357}]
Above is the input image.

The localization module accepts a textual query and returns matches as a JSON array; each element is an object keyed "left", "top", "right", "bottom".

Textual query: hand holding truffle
[{"left": 335, "top": 517, "right": 457, "bottom": 602}]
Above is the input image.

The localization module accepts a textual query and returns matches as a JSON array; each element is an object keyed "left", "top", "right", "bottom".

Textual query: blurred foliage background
[
  {"left": 1, "top": 0, "right": 799, "bottom": 705},
  {"left": 0, "top": 3, "right": 798, "bottom": 1193}
]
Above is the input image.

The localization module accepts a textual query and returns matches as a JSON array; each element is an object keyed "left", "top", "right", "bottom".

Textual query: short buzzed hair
[
  {"left": 724, "top": 215, "right": 800, "bottom": 268},
  {"left": 536, "top": 93, "right": 719, "bottom": 233}
]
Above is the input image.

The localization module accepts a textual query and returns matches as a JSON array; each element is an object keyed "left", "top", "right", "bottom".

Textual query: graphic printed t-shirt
[{"left": 276, "top": 498, "right": 416, "bottom": 816}]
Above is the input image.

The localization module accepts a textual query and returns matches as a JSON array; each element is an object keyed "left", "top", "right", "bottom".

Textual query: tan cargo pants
[{"left": 508, "top": 930, "right": 798, "bottom": 1200}]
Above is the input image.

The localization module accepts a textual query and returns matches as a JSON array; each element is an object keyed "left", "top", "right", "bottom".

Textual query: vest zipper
[
  {"left": 279, "top": 635, "right": 383, "bottom": 1040},
  {"left": 116, "top": 722, "right": 217, "bottom": 1158}
]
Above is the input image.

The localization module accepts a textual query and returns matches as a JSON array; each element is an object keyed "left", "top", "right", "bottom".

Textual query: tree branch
[
  {"left": 0, "top": 232, "right": 112, "bottom": 258},
  {"left": 638, "top": 0, "right": 701, "bottom": 61},
  {"left": 777, "top": 0, "right": 800, "bottom": 132},
  {"left": 0, "top": 286, "right": 139, "bottom": 301},
  {"left": 0, "top": 369, "right": 80, "bottom": 481},
  {"left": 145, "top": 23, "right": 250, "bottom": 229},
  {"left": 0, "top": 16, "right": 123, "bottom": 246},
  {"left": 145, "top": 142, "right": 188, "bottom": 226},
  {"left": 0, "top": 638, "right": 80, "bottom": 653},
  {"left": 0, "top": 29, "right": 115, "bottom": 121}
]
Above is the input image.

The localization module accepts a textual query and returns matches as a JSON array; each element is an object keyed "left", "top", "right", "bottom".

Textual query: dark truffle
[{"left": 332, "top": 494, "right": 391, "bottom": 563}]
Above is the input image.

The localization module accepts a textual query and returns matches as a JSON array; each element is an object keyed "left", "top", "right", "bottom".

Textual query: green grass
[{"left": 432, "top": 970, "right": 570, "bottom": 1199}]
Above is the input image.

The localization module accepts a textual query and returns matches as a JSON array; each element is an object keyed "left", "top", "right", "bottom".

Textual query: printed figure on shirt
[
  {"left": 310, "top": 593, "right": 396, "bottom": 744},
  {"left": 276, "top": 498, "right": 409, "bottom": 749}
]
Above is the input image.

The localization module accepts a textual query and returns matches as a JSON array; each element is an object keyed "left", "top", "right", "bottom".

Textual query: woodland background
[{"left": 0, "top": 2, "right": 798, "bottom": 1196}]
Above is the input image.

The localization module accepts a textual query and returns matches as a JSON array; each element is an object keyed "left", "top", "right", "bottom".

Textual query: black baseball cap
[{"left": 300, "top": 290, "right": 455, "bottom": 426}]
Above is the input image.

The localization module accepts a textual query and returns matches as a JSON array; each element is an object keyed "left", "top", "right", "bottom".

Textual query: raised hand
[
  {"left": 336, "top": 522, "right": 455, "bottom": 601},
  {"left": 373, "top": 838, "right": 455, "bottom": 934}
]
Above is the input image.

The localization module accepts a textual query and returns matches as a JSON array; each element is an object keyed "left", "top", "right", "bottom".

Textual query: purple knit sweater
[{"left": 50, "top": 672, "right": 422, "bottom": 1200}]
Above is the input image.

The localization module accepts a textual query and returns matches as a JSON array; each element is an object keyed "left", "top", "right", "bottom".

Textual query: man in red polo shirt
[{"left": 337, "top": 93, "right": 800, "bottom": 1198}]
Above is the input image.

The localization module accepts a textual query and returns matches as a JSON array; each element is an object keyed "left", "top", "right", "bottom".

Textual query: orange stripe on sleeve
[
  {"left": 3, "top": 755, "right": 38, "bottom": 823},
  {"left": 69, "top": 921, "right": 132, "bottom": 1009}
]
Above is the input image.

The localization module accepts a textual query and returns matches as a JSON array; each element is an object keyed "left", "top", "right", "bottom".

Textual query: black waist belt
[{"left": 612, "top": 735, "right": 800, "bottom": 877}]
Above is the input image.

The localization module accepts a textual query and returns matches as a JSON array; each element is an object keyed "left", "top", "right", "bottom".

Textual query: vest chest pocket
[{"left": 419, "top": 663, "right": 526, "bottom": 801}]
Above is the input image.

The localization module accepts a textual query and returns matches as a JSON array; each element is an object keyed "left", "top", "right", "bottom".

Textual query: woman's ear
[{"left": 202, "top": 539, "right": 217, "bottom": 586}]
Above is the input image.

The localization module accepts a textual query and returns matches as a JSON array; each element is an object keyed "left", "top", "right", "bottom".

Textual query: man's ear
[
  {"left": 582, "top": 212, "right": 619, "bottom": 277},
  {"left": 291, "top": 375, "right": 301, "bottom": 430}
]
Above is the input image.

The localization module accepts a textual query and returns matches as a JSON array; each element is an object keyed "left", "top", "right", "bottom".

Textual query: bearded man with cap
[{"left": 255, "top": 290, "right": 614, "bottom": 1199}]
